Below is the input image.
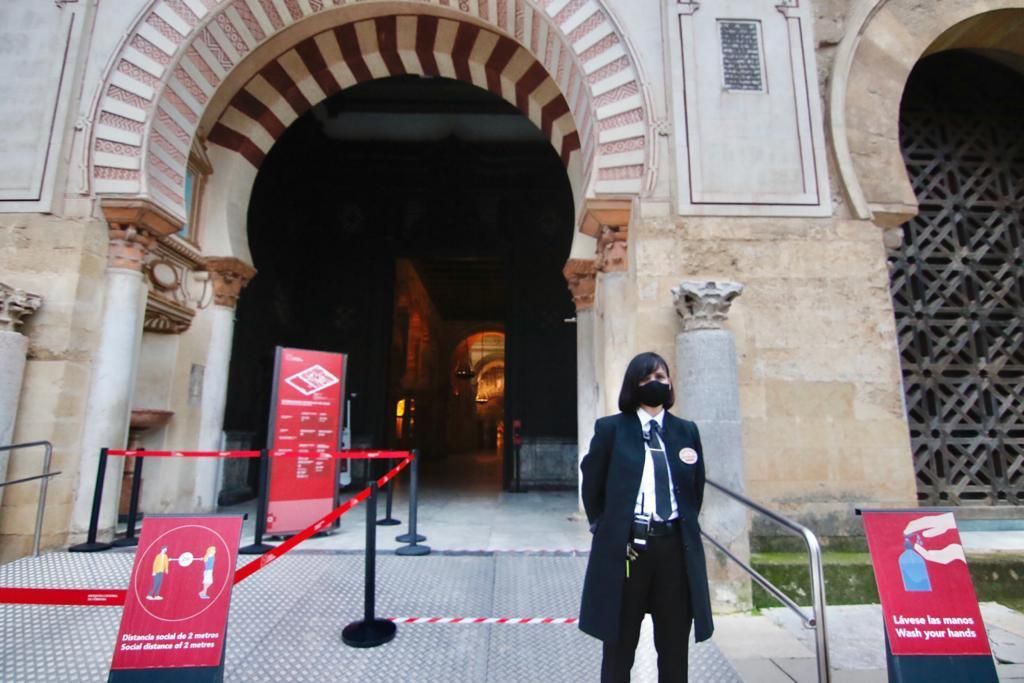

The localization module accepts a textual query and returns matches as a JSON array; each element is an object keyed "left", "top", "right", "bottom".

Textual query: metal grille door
[{"left": 889, "top": 52, "right": 1024, "bottom": 506}]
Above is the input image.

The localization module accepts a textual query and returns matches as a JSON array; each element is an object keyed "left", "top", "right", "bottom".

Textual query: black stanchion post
[
  {"left": 376, "top": 477, "right": 401, "bottom": 526},
  {"left": 240, "top": 449, "right": 274, "bottom": 555},
  {"left": 112, "top": 450, "right": 145, "bottom": 547},
  {"left": 396, "top": 449, "right": 429, "bottom": 556},
  {"left": 69, "top": 448, "right": 114, "bottom": 552},
  {"left": 342, "top": 482, "right": 397, "bottom": 647}
]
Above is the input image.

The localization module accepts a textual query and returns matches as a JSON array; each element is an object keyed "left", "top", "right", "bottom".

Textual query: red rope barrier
[
  {"left": 106, "top": 450, "right": 261, "bottom": 458},
  {"left": 0, "top": 456, "right": 414, "bottom": 606},
  {"left": 103, "top": 449, "right": 412, "bottom": 460}
]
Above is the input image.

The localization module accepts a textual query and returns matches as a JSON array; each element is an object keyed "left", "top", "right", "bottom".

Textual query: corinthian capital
[
  {"left": 101, "top": 198, "right": 182, "bottom": 271},
  {"left": 0, "top": 282, "right": 42, "bottom": 332},
  {"left": 203, "top": 257, "right": 257, "bottom": 308},
  {"left": 672, "top": 281, "right": 743, "bottom": 332}
]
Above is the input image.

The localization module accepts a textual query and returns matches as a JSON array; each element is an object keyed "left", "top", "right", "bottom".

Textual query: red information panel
[
  {"left": 267, "top": 347, "right": 346, "bottom": 534},
  {"left": 862, "top": 510, "right": 991, "bottom": 656},
  {"left": 110, "top": 515, "right": 243, "bottom": 672}
]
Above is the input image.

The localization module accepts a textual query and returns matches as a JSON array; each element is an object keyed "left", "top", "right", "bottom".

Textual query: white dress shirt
[{"left": 634, "top": 408, "right": 679, "bottom": 521}]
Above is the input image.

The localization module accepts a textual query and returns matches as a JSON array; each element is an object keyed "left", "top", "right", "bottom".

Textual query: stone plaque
[
  {"left": 668, "top": 0, "right": 831, "bottom": 216},
  {"left": 0, "top": 2, "right": 75, "bottom": 204},
  {"left": 719, "top": 21, "right": 764, "bottom": 92}
]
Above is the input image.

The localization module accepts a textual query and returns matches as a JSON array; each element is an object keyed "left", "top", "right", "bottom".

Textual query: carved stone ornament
[
  {"left": 203, "top": 257, "right": 257, "bottom": 308},
  {"left": 102, "top": 198, "right": 183, "bottom": 271},
  {"left": 562, "top": 259, "right": 597, "bottom": 311},
  {"left": 144, "top": 291, "right": 196, "bottom": 334},
  {"left": 0, "top": 282, "right": 43, "bottom": 332},
  {"left": 597, "top": 226, "right": 628, "bottom": 273},
  {"left": 672, "top": 281, "right": 744, "bottom": 332}
]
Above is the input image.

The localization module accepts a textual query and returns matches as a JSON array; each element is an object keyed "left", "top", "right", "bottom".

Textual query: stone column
[
  {"left": 70, "top": 200, "right": 180, "bottom": 539},
  {"left": 595, "top": 223, "right": 633, "bottom": 415},
  {"left": 193, "top": 257, "right": 256, "bottom": 510},
  {"left": 0, "top": 284, "right": 43, "bottom": 508},
  {"left": 672, "top": 280, "right": 751, "bottom": 611},
  {"left": 563, "top": 258, "right": 597, "bottom": 507}
]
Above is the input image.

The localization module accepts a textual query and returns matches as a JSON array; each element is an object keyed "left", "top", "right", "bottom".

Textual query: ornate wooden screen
[{"left": 889, "top": 52, "right": 1024, "bottom": 506}]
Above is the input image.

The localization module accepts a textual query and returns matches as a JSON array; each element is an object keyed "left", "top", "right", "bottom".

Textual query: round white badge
[
  {"left": 679, "top": 448, "right": 699, "bottom": 465},
  {"left": 177, "top": 551, "right": 194, "bottom": 567}
]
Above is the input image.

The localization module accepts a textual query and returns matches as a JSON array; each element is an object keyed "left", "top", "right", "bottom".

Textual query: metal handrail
[
  {"left": 0, "top": 441, "right": 55, "bottom": 557},
  {"left": 702, "top": 477, "right": 831, "bottom": 683}
]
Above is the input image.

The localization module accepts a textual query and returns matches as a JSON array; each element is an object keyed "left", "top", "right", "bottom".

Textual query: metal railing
[
  {"left": 0, "top": 441, "right": 59, "bottom": 557},
  {"left": 702, "top": 477, "right": 831, "bottom": 683}
]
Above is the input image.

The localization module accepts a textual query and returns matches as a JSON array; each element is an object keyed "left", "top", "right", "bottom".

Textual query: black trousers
[{"left": 601, "top": 533, "right": 691, "bottom": 683}]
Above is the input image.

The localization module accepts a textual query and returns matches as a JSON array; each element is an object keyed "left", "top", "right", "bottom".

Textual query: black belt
[{"left": 647, "top": 518, "right": 679, "bottom": 537}]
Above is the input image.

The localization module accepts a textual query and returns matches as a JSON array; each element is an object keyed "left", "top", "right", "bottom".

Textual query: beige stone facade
[{"left": 1, "top": 0, "right": 1022, "bottom": 559}]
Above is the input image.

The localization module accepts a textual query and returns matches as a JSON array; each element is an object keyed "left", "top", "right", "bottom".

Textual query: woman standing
[{"left": 579, "top": 352, "right": 713, "bottom": 682}]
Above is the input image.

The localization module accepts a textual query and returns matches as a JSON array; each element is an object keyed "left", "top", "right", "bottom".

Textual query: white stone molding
[
  {"left": 672, "top": 280, "right": 743, "bottom": 332},
  {"left": 665, "top": 0, "right": 831, "bottom": 216},
  {"left": 0, "top": 284, "right": 43, "bottom": 333}
]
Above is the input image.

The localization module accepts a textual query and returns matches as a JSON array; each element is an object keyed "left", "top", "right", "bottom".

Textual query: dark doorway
[{"left": 222, "top": 76, "right": 577, "bottom": 495}]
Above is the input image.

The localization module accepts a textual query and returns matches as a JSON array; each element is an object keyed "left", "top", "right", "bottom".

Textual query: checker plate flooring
[{"left": 1, "top": 551, "right": 742, "bottom": 682}]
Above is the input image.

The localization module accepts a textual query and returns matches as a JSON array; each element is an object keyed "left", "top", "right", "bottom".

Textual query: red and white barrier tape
[
  {"left": 390, "top": 617, "right": 578, "bottom": 625},
  {"left": 0, "top": 456, "right": 413, "bottom": 605}
]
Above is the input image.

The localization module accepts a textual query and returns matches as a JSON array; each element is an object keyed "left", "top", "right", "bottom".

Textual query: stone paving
[{"left": 6, "top": 451, "right": 1022, "bottom": 681}]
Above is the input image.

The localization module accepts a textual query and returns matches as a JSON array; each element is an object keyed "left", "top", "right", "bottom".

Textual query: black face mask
[{"left": 636, "top": 380, "right": 670, "bottom": 408}]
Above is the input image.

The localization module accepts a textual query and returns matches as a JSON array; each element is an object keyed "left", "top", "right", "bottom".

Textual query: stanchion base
[
  {"left": 68, "top": 542, "right": 113, "bottom": 553},
  {"left": 395, "top": 533, "right": 426, "bottom": 543},
  {"left": 238, "top": 543, "right": 275, "bottom": 555},
  {"left": 376, "top": 518, "right": 402, "bottom": 526},
  {"left": 111, "top": 536, "right": 139, "bottom": 547},
  {"left": 342, "top": 618, "right": 397, "bottom": 648},
  {"left": 395, "top": 544, "right": 431, "bottom": 556}
]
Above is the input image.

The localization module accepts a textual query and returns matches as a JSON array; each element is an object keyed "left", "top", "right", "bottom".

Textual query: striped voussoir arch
[
  {"left": 207, "top": 16, "right": 583, "bottom": 173},
  {"left": 91, "top": 0, "right": 648, "bottom": 219}
]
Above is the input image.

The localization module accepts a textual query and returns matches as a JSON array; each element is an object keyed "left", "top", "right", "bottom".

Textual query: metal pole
[
  {"left": 396, "top": 449, "right": 429, "bottom": 555},
  {"left": 377, "top": 478, "right": 401, "bottom": 526},
  {"left": 32, "top": 442, "right": 53, "bottom": 557},
  {"left": 240, "top": 449, "right": 274, "bottom": 554},
  {"left": 342, "top": 482, "right": 397, "bottom": 647},
  {"left": 112, "top": 450, "right": 144, "bottom": 548},
  {"left": 804, "top": 529, "right": 832, "bottom": 683},
  {"left": 69, "top": 448, "right": 113, "bottom": 552}
]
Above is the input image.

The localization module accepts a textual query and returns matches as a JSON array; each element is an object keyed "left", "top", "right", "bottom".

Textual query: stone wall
[
  {"left": 628, "top": 205, "right": 918, "bottom": 536},
  {"left": 0, "top": 213, "right": 106, "bottom": 561}
]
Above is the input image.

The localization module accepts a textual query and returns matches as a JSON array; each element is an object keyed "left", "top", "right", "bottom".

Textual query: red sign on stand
[
  {"left": 862, "top": 509, "right": 991, "bottom": 657},
  {"left": 267, "top": 346, "right": 346, "bottom": 534},
  {"left": 109, "top": 515, "right": 243, "bottom": 679}
]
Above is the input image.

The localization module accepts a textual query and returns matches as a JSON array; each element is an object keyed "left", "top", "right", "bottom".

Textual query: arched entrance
[
  {"left": 833, "top": 4, "right": 1024, "bottom": 509},
  {"left": 889, "top": 51, "right": 1024, "bottom": 506},
  {"left": 221, "top": 75, "right": 577, "bottom": 495},
  {"left": 80, "top": 1, "right": 648, "bottom": 520}
]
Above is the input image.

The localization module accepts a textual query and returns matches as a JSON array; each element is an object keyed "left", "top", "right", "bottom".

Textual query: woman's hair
[{"left": 618, "top": 351, "right": 675, "bottom": 413}]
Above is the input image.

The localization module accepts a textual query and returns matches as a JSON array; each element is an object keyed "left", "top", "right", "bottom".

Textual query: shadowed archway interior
[{"left": 220, "top": 75, "right": 576, "bottom": 498}]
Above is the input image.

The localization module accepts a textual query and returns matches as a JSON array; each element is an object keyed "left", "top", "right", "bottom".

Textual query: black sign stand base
[
  {"left": 885, "top": 631, "right": 998, "bottom": 682},
  {"left": 109, "top": 665, "right": 223, "bottom": 683}
]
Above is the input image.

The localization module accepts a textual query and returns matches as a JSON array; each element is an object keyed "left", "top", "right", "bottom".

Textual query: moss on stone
[{"left": 750, "top": 552, "right": 1024, "bottom": 610}]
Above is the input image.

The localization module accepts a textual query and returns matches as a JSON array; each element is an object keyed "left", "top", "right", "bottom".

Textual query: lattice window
[{"left": 889, "top": 52, "right": 1024, "bottom": 506}]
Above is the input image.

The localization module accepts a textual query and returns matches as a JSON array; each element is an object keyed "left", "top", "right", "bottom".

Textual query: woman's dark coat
[{"left": 579, "top": 411, "right": 714, "bottom": 644}]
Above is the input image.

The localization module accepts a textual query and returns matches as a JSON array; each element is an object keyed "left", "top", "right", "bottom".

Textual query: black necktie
[{"left": 648, "top": 421, "right": 672, "bottom": 521}]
